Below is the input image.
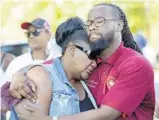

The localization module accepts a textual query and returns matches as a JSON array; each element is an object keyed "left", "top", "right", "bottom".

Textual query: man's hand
[
  {"left": 9, "top": 72, "right": 37, "bottom": 102},
  {"left": 17, "top": 104, "right": 51, "bottom": 120}
]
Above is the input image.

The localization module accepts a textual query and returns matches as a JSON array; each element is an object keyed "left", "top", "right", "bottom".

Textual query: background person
[{"left": 0, "top": 18, "right": 61, "bottom": 87}]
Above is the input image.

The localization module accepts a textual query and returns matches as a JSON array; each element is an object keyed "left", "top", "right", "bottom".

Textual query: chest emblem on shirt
[
  {"left": 106, "top": 76, "right": 116, "bottom": 89},
  {"left": 102, "top": 75, "right": 116, "bottom": 93}
]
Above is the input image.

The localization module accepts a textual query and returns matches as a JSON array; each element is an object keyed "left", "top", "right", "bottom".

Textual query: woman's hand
[{"left": 17, "top": 104, "right": 51, "bottom": 120}]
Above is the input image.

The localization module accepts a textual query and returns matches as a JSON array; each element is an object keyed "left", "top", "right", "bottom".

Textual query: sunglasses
[
  {"left": 74, "top": 45, "right": 99, "bottom": 60},
  {"left": 25, "top": 29, "right": 43, "bottom": 38}
]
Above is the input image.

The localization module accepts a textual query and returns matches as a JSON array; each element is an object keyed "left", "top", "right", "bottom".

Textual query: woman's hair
[
  {"left": 95, "top": 3, "right": 142, "bottom": 54},
  {"left": 55, "top": 17, "right": 88, "bottom": 54}
]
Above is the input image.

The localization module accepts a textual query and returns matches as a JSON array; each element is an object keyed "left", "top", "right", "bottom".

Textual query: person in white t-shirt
[{"left": 0, "top": 18, "right": 61, "bottom": 87}]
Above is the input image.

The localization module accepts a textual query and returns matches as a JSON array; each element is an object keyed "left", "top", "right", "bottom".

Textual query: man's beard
[{"left": 89, "top": 37, "right": 110, "bottom": 58}]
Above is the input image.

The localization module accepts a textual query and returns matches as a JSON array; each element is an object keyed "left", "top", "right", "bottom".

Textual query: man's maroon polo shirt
[{"left": 88, "top": 42, "right": 155, "bottom": 119}]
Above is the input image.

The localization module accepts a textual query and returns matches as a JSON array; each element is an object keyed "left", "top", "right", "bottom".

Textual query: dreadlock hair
[{"left": 94, "top": 3, "right": 142, "bottom": 54}]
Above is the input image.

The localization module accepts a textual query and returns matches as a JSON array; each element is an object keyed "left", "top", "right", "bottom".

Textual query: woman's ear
[{"left": 68, "top": 45, "right": 75, "bottom": 57}]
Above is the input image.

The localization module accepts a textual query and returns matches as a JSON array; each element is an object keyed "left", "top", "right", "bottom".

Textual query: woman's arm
[{"left": 15, "top": 66, "right": 52, "bottom": 115}]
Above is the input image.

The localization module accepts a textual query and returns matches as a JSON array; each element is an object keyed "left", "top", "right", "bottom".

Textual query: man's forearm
[
  {"left": 25, "top": 109, "right": 107, "bottom": 120},
  {"left": 58, "top": 109, "right": 109, "bottom": 120},
  {"left": 58, "top": 106, "right": 120, "bottom": 120},
  {"left": 56, "top": 105, "right": 121, "bottom": 120}
]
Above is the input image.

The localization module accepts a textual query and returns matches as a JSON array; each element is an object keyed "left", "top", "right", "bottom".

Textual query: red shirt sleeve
[{"left": 102, "top": 57, "right": 154, "bottom": 116}]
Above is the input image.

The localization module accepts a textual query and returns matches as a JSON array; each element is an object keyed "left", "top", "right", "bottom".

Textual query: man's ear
[{"left": 117, "top": 20, "right": 124, "bottom": 32}]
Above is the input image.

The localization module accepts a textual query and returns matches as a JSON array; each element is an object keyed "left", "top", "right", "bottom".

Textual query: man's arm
[
  {"left": 17, "top": 104, "right": 120, "bottom": 120},
  {"left": 58, "top": 105, "right": 121, "bottom": 120}
]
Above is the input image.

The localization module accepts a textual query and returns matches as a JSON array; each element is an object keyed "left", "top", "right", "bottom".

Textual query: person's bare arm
[
  {"left": 15, "top": 66, "right": 52, "bottom": 115},
  {"left": 17, "top": 104, "right": 121, "bottom": 120},
  {"left": 57, "top": 105, "right": 121, "bottom": 120}
]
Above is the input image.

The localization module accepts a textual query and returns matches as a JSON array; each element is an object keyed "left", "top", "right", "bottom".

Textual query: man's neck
[
  {"left": 100, "top": 35, "right": 121, "bottom": 60},
  {"left": 32, "top": 49, "right": 48, "bottom": 60}
]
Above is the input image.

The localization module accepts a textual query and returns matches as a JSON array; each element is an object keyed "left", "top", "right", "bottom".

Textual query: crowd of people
[{"left": 1, "top": 3, "right": 159, "bottom": 120}]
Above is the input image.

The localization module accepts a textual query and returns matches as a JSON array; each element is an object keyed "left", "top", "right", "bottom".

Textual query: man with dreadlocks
[{"left": 6, "top": 3, "right": 155, "bottom": 120}]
